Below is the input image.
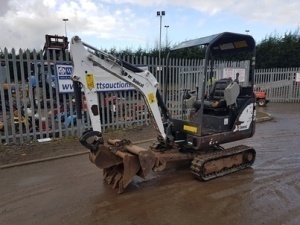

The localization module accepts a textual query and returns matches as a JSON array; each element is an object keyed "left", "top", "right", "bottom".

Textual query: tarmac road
[{"left": 1, "top": 103, "right": 300, "bottom": 225}]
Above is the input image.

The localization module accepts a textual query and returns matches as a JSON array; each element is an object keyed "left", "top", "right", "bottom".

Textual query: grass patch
[{"left": 257, "top": 111, "right": 268, "bottom": 119}]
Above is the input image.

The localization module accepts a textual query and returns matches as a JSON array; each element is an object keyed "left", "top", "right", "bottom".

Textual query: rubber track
[{"left": 190, "top": 145, "right": 256, "bottom": 181}]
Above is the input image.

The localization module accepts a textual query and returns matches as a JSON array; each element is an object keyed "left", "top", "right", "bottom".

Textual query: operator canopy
[{"left": 171, "top": 32, "right": 256, "bottom": 55}]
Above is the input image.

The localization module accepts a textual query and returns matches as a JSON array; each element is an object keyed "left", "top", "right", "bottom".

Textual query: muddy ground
[{"left": 1, "top": 103, "right": 300, "bottom": 225}]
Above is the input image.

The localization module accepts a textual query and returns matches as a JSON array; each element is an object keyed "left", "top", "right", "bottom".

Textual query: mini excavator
[{"left": 70, "top": 32, "right": 257, "bottom": 193}]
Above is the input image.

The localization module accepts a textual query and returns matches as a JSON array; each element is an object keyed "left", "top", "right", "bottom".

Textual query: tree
[{"left": 256, "top": 29, "right": 300, "bottom": 68}]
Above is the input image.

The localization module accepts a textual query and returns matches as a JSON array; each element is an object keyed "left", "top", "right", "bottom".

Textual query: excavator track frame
[{"left": 190, "top": 145, "right": 256, "bottom": 180}]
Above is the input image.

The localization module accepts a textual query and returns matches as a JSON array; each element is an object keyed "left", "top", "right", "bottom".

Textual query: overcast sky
[{"left": 0, "top": 0, "right": 299, "bottom": 51}]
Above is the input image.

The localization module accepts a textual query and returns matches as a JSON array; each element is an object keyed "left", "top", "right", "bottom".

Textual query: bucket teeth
[
  {"left": 112, "top": 173, "right": 122, "bottom": 189},
  {"left": 118, "top": 180, "right": 124, "bottom": 194},
  {"left": 104, "top": 169, "right": 118, "bottom": 185},
  {"left": 103, "top": 168, "right": 109, "bottom": 179},
  {"left": 103, "top": 167, "right": 125, "bottom": 193}
]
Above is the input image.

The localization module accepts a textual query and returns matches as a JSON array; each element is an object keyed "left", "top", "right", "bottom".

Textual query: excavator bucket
[
  {"left": 89, "top": 145, "right": 123, "bottom": 168},
  {"left": 89, "top": 139, "right": 158, "bottom": 193},
  {"left": 124, "top": 144, "right": 157, "bottom": 178},
  {"left": 115, "top": 151, "right": 141, "bottom": 189}
]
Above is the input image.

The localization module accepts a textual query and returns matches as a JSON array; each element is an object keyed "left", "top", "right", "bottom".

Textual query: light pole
[
  {"left": 157, "top": 11, "right": 165, "bottom": 66},
  {"left": 164, "top": 25, "right": 169, "bottom": 48},
  {"left": 0, "top": 48, "right": 4, "bottom": 67},
  {"left": 245, "top": 29, "right": 250, "bottom": 35},
  {"left": 63, "top": 18, "right": 69, "bottom": 37}
]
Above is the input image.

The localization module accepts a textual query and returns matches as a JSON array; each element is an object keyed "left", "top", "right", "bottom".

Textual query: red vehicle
[{"left": 255, "top": 90, "right": 269, "bottom": 106}]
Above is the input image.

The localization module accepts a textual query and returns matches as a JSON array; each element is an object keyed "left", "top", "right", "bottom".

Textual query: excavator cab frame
[{"left": 165, "top": 32, "right": 257, "bottom": 150}]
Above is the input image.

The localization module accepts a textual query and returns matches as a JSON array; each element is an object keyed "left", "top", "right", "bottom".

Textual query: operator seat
[
  {"left": 193, "top": 78, "right": 240, "bottom": 112},
  {"left": 206, "top": 79, "right": 232, "bottom": 107},
  {"left": 208, "top": 79, "right": 232, "bottom": 101},
  {"left": 193, "top": 79, "right": 232, "bottom": 111}
]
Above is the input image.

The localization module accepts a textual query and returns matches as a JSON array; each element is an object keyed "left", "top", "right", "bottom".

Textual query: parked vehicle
[{"left": 255, "top": 90, "right": 269, "bottom": 106}]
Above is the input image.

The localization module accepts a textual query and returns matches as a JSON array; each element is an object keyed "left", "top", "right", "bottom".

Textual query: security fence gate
[{"left": 1, "top": 49, "right": 300, "bottom": 144}]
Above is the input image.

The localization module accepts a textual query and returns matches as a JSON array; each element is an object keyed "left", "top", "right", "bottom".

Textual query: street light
[
  {"left": 63, "top": 18, "right": 69, "bottom": 37},
  {"left": 157, "top": 11, "right": 165, "bottom": 66},
  {"left": 0, "top": 48, "right": 4, "bottom": 66},
  {"left": 164, "top": 25, "right": 169, "bottom": 47},
  {"left": 245, "top": 30, "right": 250, "bottom": 34}
]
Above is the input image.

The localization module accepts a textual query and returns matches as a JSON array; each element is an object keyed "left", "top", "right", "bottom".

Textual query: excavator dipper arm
[{"left": 70, "top": 36, "right": 170, "bottom": 143}]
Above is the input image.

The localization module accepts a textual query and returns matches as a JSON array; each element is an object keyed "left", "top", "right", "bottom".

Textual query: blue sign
[{"left": 56, "top": 64, "right": 73, "bottom": 93}]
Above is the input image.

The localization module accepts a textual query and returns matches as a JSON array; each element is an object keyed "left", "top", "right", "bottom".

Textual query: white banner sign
[
  {"left": 296, "top": 72, "right": 300, "bottom": 82},
  {"left": 55, "top": 64, "right": 133, "bottom": 93}
]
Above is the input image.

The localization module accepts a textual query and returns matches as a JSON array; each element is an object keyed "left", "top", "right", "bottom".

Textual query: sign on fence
[
  {"left": 56, "top": 64, "right": 73, "bottom": 93},
  {"left": 223, "top": 68, "right": 246, "bottom": 82},
  {"left": 296, "top": 72, "right": 300, "bottom": 82},
  {"left": 55, "top": 64, "right": 133, "bottom": 93}
]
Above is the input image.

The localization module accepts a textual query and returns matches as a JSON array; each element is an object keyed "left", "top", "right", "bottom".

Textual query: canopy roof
[{"left": 171, "top": 32, "right": 256, "bottom": 55}]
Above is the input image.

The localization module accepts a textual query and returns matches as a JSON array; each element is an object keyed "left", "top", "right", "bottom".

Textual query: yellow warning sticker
[
  {"left": 86, "top": 74, "right": 95, "bottom": 90},
  {"left": 148, "top": 93, "right": 156, "bottom": 104},
  {"left": 183, "top": 125, "right": 198, "bottom": 133}
]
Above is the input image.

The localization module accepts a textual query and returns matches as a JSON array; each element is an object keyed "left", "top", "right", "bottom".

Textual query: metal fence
[
  {"left": 1, "top": 48, "right": 299, "bottom": 144},
  {"left": 0, "top": 49, "right": 159, "bottom": 144},
  {"left": 255, "top": 67, "right": 300, "bottom": 102}
]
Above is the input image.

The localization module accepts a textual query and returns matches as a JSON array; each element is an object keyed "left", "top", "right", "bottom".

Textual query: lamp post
[
  {"left": 245, "top": 30, "right": 250, "bottom": 35},
  {"left": 0, "top": 48, "right": 4, "bottom": 67},
  {"left": 157, "top": 11, "right": 165, "bottom": 66},
  {"left": 63, "top": 18, "right": 69, "bottom": 37},
  {"left": 164, "top": 25, "right": 169, "bottom": 47}
]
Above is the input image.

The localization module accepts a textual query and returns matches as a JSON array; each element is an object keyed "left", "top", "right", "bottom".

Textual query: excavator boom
[{"left": 70, "top": 36, "right": 170, "bottom": 141}]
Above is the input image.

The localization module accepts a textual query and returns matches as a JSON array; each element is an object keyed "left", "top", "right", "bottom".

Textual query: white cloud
[
  {"left": 102, "top": 0, "right": 300, "bottom": 25},
  {"left": 43, "top": 0, "right": 57, "bottom": 8},
  {"left": 0, "top": 0, "right": 149, "bottom": 49},
  {"left": 0, "top": 0, "right": 299, "bottom": 50}
]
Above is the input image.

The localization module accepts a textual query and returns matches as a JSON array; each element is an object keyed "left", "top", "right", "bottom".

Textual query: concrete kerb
[
  {"left": 1, "top": 114, "right": 273, "bottom": 169},
  {"left": 256, "top": 112, "right": 273, "bottom": 123}
]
